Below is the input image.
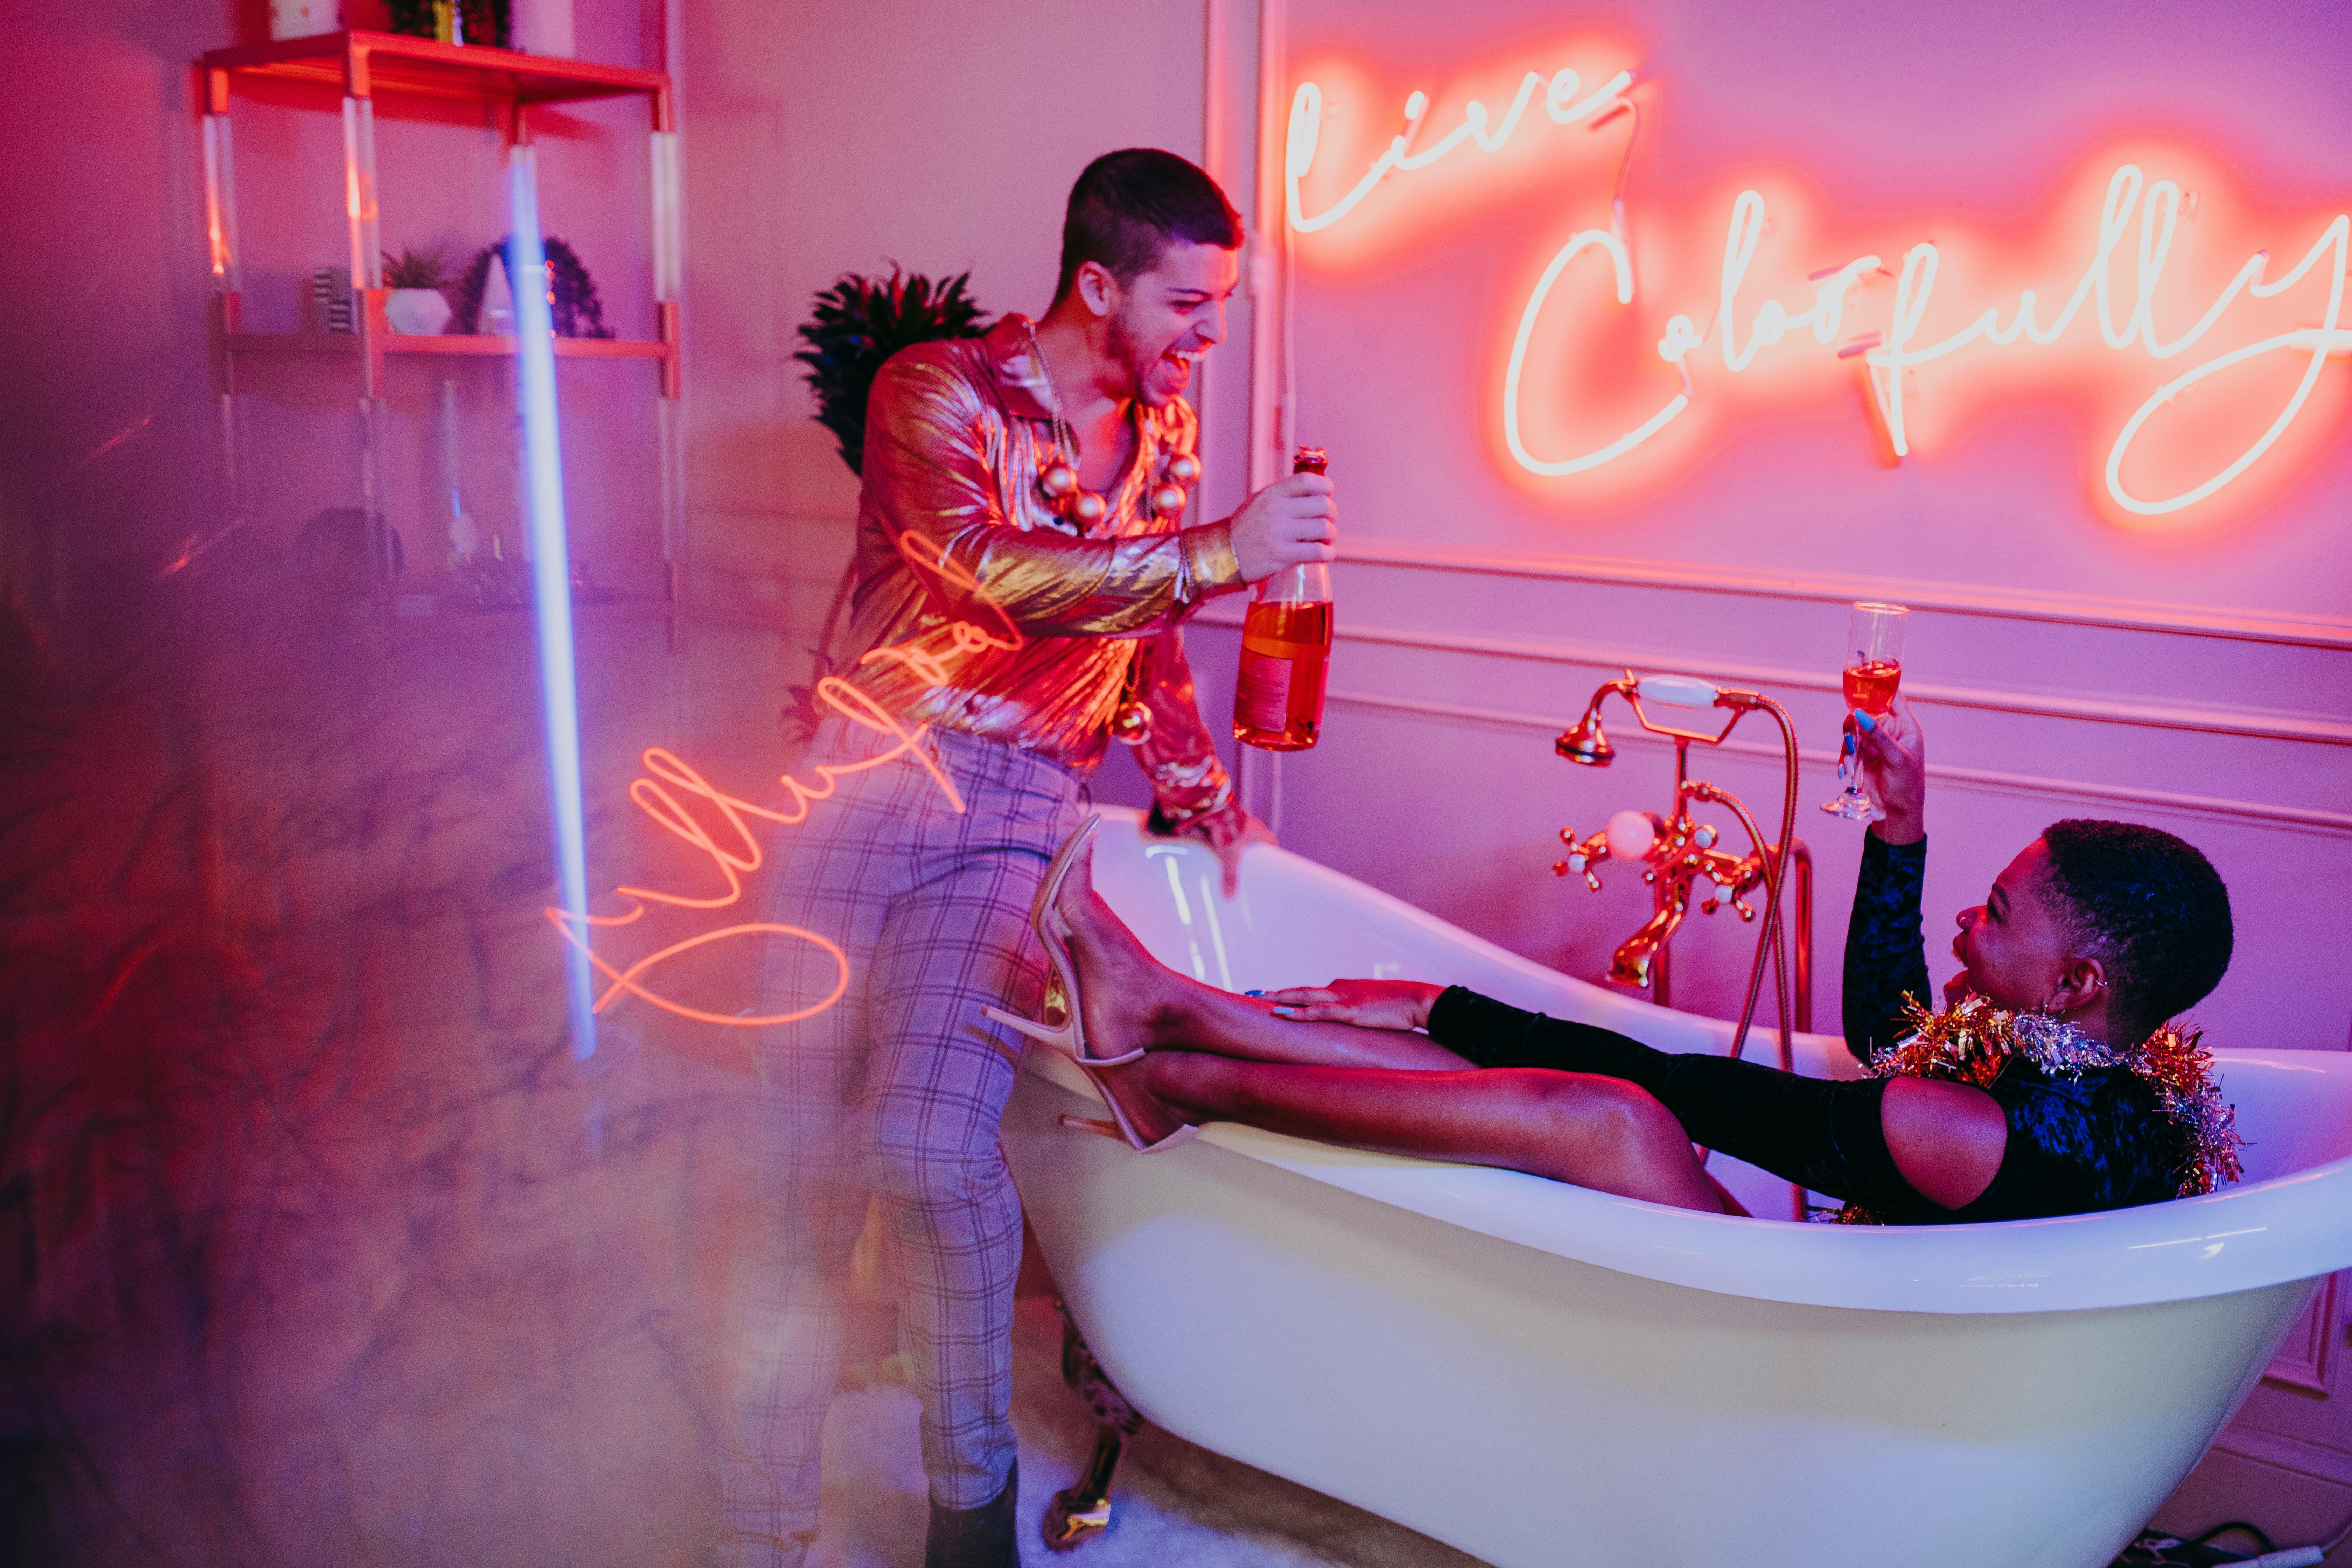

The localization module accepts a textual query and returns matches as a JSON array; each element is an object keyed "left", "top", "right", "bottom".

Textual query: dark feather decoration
[
  {"left": 541, "top": 239, "right": 615, "bottom": 340},
  {"left": 792, "top": 267, "right": 991, "bottom": 476},
  {"left": 449, "top": 237, "right": 615, "bottom": 339}
]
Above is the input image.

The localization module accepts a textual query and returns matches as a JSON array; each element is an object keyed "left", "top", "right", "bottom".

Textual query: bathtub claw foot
[
  {"left": 1046, "top": 1299, "right": 1144, "bottom": 1552},
  {"left": 1043, "top": 1428, "right": 1121, "bottom": 1553}
]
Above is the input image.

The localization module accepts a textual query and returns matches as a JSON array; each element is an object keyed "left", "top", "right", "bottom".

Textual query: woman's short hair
[
  {"left": 1054, "top": 148, "right": 1244, "bottom": 305},
  {"left": 2039, "top": 819, "right": 2234, "bottom": 1039}
]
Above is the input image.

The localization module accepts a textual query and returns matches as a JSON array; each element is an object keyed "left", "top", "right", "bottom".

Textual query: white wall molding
[
  {"left": 2208, "top": 1425, "right": 2352, "bottom": 1488},
  {"left": 1335, "top": 539, "right": 2352, "bottom": 652},
  {"left": 1192, "top": 609, "right": 2352, "bottom": 748},
  {"left": 1315, "top": 685, "right": 2352, "bottom": 838},
  {"left": 2265, "top": 1271, "right": 2342, "bottom": 1396},
  {"left": 685, "top": 552, "right": 848, "bottom": 587}
]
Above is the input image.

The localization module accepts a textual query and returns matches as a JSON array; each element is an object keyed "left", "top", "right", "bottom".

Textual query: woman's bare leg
[
  {"left": 1058, "top": 841, "right": 1465, "bottom": 1070},
  {"left": 1093, "top": 1050, "right": 1727, "bottom": 1213}
]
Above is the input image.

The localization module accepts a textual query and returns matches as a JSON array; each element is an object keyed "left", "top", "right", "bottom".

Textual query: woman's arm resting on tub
[
  {"left": 1257, "top": 979, "right": 1445, "bottom": 1033},
  {"left": 1425, "top": 987, "right": 2006, "bottom": 1217}
]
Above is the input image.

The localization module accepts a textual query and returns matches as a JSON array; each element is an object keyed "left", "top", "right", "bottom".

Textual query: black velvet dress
[{"left": 1424, "top": 834, "right": 2184, "bottom": 1224}]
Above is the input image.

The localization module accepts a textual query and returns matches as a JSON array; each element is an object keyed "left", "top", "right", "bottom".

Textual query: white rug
[{"left": 807, "top": 1296, "right": 1490, "bottom": 1568}]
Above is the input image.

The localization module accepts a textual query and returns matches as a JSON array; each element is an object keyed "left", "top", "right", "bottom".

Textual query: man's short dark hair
[
  {"left": 2038, "top": 819, "right": 2233, "bottom": 1042},
  {"left": 1054, "top": 149, "right": 1243, "bottom": 305}
]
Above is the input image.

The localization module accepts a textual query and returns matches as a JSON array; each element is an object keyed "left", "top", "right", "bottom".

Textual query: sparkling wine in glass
[{"left": 1821, "top": 602, "right": 1908, "bottom": 820}]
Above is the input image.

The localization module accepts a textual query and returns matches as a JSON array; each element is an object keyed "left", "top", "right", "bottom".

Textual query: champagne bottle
[{"left": 1233, "top": 446, "right": 1333, "bottom": 752}]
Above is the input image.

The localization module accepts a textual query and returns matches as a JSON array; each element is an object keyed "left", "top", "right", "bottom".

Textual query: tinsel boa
[{"left": 1835, "top": 995, "right": 2243, "bottom": 1224}]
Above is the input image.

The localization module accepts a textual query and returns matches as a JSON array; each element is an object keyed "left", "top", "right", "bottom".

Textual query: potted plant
[
  {"left": 793, "top": 266, "right": 990, "bottom": 474},
  {"left": 386, "top": 0, "right": 509, "bottom": 46},
  {"left": 382, "top": 243, "right": 453, "bottom": 335}
]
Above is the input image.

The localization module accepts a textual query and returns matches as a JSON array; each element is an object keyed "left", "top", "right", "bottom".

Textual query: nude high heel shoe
[
  {"left": 982, "top": 816, "right": 1146, "bottom": 1068},
  {"left": 1057, "top": 1057, "right": 1199, "bottom": 1155}
]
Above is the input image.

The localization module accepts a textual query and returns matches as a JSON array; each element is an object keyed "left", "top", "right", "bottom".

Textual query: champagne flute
[{"left": 1821, "top": 602, "right": 1909, "bottom": 820}]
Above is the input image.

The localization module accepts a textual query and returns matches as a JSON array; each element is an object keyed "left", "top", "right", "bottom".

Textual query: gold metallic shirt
[{"left": 837, "top": 315, "right": 1246, "bottom": 822}]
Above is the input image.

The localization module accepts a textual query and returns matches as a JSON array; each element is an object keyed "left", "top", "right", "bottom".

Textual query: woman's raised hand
[
  {"left": 1855, "top": 693, "right": 1926, "bottom": 845},
  {"left": 1259, "top": 978, "right": 1445, "bottom": 1031}
]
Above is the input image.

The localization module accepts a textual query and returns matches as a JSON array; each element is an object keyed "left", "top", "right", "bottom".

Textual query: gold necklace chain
[{"left": 1022, "top": 320, "right": 1080, "bottom": 465}]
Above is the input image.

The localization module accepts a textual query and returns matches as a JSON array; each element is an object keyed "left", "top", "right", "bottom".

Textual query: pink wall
[
  {"left": 0, "top": 2, "right": 234, "bottom": 607},
  {"left": 1237, "top": 0, "right": 2352, "bottom": 1057},
  {"left": 679, "top": 0, "right": 2351, "bottom": 1062},
  {"left": 673, "top": 0, "right": 1214, "bottom": 781},
  {"left": 1226, "top": 0, "right": 2352, "bottom": 1549}
]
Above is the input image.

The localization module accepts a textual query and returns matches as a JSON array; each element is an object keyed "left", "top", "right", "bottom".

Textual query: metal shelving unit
[{"left": 198, "top": 29, "right": 684, "bottom": 643}]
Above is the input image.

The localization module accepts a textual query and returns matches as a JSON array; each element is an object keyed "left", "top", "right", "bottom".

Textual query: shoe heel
[
  {"left": 1071, "top": 1062, "right": 1200, "bottom": 1155},
  {"left": 982, "top": 1004, "right": 1073, "bottom": 1050}
]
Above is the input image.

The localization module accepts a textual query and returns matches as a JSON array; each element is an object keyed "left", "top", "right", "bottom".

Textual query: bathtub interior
[
  {"left": 2217, "top": 1049, "right": 2352, "bottom": 1183},
  {"left": 1079, "top": 807, "right": 2352, "bottom": 1200},
  {"left": 1086, "top": 807, "right": 1853, "bottom": 1219},
  {"left": 1087, "top": 808, "right": 1855, "bottom": 1074}
]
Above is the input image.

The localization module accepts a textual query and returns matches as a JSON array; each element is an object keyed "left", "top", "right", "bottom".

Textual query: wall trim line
[
  {"left": 1317, "top": 685, "right": 2352, "bottom": 838},
  {"left": 1332, "top": 539, "right": 2352, "bottom": 652},
  {"left": 2207, "top": 1425, "right": 2352, "bottom": 1487},
  {"left": 1191, "top": 610, "right": 2352, "bottom": 747}
]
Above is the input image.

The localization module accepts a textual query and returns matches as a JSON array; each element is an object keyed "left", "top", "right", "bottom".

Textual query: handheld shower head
[{"left": 1555, "top": 704, "right": 1615, "bottom": 766}]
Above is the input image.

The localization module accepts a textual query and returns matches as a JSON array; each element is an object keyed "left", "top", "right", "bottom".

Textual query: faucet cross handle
[{"left": 1553, "top": 825, "right": 1611, "bottom": 891}]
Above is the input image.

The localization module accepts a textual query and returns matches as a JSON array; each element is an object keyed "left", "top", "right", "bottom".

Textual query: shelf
[
  {"left": 395, "top": 589, "right": 676, "bottom": 631},
  {"left": 202, "top": 31, "right": 669, "bottom": 120},
  {"left": 200, "top": 29, "right": 685, "bottom": 656},
  {"left": 225, "top": 331, "right": 672, "bottom": 361}
]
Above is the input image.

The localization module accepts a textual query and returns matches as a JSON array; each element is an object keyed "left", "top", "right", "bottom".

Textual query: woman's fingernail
[
  {"left": 1269, "top": 1006, "right": 1294, "bottom": 1017},
  {"left": 1853, "top": 708, "right": 1876, "bottom": 731},
  {"left": 1244, "top": 989, "right": 1265, "bottom": 996}
]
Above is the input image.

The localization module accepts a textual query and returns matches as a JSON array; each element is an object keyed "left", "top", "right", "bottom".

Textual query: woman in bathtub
[{"left": 993, "top": 699, "right": 2239, "bottom": 1223}]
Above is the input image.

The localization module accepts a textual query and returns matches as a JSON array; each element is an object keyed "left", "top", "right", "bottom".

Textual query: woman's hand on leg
[{"left": 1260, "top": 979, "right": 1444, "bottom": 1032}]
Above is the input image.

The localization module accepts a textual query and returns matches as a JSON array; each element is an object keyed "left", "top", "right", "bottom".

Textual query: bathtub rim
[
  {"left": 1088, "top": 805, "right": 1865, "bottom": 1071},
  {"left": 1025, "top": 1048, "right": 2352, "bottom": 1315},
  {"left": 1053, "top": 808, "right": 2352, "bottom": 1314}
]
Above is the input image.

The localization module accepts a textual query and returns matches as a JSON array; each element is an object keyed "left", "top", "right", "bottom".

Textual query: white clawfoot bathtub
[{"left": 1003, "top": 808, "right": 2352, "bottom": 1568}]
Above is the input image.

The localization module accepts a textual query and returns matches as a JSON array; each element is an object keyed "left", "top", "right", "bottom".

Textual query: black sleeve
[
  {"left": 1842, "top": 833, "right": 1933, "bottom": 1064},
  {"left": 1426, "top": 987, "right": 1924, "bottom": 1215},
  {"left": 1959, "top": 1066, "right": 2177, "bottom": 1221}
]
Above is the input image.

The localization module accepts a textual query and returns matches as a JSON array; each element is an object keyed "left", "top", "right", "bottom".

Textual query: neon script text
[
  {"left": 1290, "top": 60, "right": 2352, "bottom": 520},
  {"left": 548, "top": 532, "right": 1017, "bottom": 1027}
]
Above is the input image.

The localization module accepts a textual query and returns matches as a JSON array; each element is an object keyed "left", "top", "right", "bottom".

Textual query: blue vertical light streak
[{"left": 509, "top": 145, "right": 598, "bottom": 1064}]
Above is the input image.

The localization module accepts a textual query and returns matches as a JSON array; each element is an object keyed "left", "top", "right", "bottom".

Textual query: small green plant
[{"left": 382, "top": 243, "right": 449, "bottom": 291}]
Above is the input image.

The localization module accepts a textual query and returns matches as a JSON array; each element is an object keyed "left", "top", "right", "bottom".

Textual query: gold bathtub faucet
[{"left": 1552, "top": 673, "right": 1811, "bottom": 1060}]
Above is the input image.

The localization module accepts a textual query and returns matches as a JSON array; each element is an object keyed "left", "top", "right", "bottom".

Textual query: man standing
[{"left": 722, "top": 149, "right": 1336, "bottom": 1567}]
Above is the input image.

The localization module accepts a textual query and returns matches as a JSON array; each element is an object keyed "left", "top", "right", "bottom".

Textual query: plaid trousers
[{"left": 719, "top": 717, "right": 1083, "bottom": 1567}]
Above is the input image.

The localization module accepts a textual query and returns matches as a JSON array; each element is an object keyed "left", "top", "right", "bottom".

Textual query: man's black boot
[{"left": 923, "top": 1460, "right": 1017, "bottom": 1568}]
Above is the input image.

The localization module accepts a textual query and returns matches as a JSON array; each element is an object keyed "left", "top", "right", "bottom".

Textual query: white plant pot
[
  {"left": 384, "top": 289, "right": 453, "bottom": 336},
  {"left": 270, "top": 0, "right": 344, "bottom": 40}
]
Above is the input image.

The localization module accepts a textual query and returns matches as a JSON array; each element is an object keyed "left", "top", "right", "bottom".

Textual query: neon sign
[
  {"left": 1287, "top": 58, "right": 2352, "bottom": 523},
  {"left": 1286, "top": 66, "right": 1634, "bottom": 233},
  {"left": 549, "top": 533, "right": 1015, "bottom": 1027}
]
